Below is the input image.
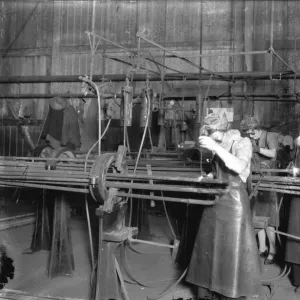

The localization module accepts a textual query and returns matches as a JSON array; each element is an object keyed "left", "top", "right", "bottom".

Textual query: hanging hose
[
  {"left": 147, "top": 268, "right": 188, "bottom": 300},
  {"left": 128, "top": 84, "right": 152, "bottom": 226},
  {"left": 84, "top": 117, "right": 112, "bottom": 169},
  {"left": 161, "top": 191, "right": 177, "bottom": 240},
  {"left": 276, "top": 195, "right": 284, "bottom": 245},
  {"left": 261, "top": 265, "right": 291, "bottom": 284}
]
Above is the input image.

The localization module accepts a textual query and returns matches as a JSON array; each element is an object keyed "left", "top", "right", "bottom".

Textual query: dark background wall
[{"left": 0, "top": 0, "right": 299, "bottom": 155}]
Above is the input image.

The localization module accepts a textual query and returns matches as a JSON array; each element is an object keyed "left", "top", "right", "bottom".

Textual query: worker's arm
[
  {"left": 256, "top": 132, "right": 278, "bottom": 158},
  {"left": 199, "top": 136, "right": 249, "bottom": 175},
  {"left": 258, "top": 147, "right": 276, "bottom": 158}
]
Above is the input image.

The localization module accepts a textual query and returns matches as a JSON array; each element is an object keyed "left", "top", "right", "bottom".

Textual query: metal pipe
[
  {"left": 2, "top": 92, "right": 300, "bottom": 101},
  {"left": 271, "top": 49, "right": 296, "bottom": 74},
  {"left": 0, "top": 156, "right": 94, "bottom": 163},
  {"left": 129, "top": 238, "right": 176, "bottom": 249},
  {"left": 106, "top": 181, "right": 225, "bottom": 194},
  {"left": 0, "top": 71, "right": 299, "bottom": 83},
  {"left": 253, "top": 183, "right": 300, "bottom": 191},
  {"left": 0, "top": 181, "right": 89, "bottom": 193},
  {"left": 257, "top": 187, "right": 300, "bottom": 195},
  {"left": 107, "top": 173, "right": 227, "bottom": 184},
  {"left": 104, "top": 55, "right": 160, "bottom": 75},
  {"left": 0, "top": 93, "right": 123, "bottom": 99},
  {"left": 116, "top": 192, "right": 215, "bottom": 205},
  {"left": 270, "top": 0, "right": 274, "bottom": 50},
  {"left": 252, "top": 176, "right": 300, "bottom": 184},
  {"left": 161, "top": 50, "right": 269, "bottom": 58},
  {"left": 86, "top": 31, "right": 133, "bottom": 55}
]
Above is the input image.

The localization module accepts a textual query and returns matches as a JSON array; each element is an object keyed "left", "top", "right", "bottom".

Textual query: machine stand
[
  {"left": 30, "top": 191, "right": 51, "bottom": 252},
  {"left": 94, "top": 203, "right": 138, "bottom": 300},
  {"left": 47, "top": 193, "right": 75, "bottom": 278}
]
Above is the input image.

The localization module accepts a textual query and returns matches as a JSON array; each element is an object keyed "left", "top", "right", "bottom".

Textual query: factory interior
[{"left": 1, "top": 0, "right": 300, "bottom": 300}]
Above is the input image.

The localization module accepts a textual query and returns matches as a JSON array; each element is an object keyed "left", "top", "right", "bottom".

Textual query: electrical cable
[
  {"left": 262, "top": 265, "right": 291, "bottom": 284},
  {"left": 84, "top": 117, "right": 112, "bottom": 172},
  {"left": 128, "top": 83, "right": 152, "bottom": 227},
  {"left": 121, "top": 242, "right": 183, "bottom": 289},
  {"left": 162, "top": 197, "right": 176, "bottom": 240},
  {"left": 146, "top": 268, "right": 188, "bottom": 300}
]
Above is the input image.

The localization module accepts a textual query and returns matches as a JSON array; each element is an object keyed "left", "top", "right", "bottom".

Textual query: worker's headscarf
[
  {"left": 200, "top": 113, "right": 228, "bottom": 135},
  {"left": 240, "top": 116, "right": 260, "bottom": 131}
]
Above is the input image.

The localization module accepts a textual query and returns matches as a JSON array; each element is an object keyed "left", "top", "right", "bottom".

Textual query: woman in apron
[
  {"left": 186, "top": 113, "right": 263, "bottom": 300},
  {"left": 240, "top": 117, "right": 279, "bottom": 265},
  {"left": 285, "top": 136, "right": 300, "bottom": 293}
]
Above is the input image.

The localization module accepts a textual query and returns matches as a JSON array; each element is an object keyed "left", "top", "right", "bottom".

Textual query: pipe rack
[{"left": 0, "top": 154, "right": 227, "bottom": 206}]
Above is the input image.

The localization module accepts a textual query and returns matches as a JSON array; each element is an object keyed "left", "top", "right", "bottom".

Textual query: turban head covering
[
  {"left": 240, "top": 116, "right": 260, "bottom": 131},
  {"left": 200, "top": 113, "right": 228, "bottom": 135}
]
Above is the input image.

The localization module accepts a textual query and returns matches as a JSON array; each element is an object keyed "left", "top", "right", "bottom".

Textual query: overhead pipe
[
  {"left": 1, "top": 93, "right": 300, "bottom": 102},
  {"left": 0, "top": 71, "right": 298, "bottom": 83}
]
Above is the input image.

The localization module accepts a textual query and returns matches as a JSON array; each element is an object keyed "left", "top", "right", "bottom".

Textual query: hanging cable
[
  {"left": 128, "top": 76, "right": 152, "bottom": 227},
  {"left": 84, "top": 117, "right": 112, "bottom": 170}
]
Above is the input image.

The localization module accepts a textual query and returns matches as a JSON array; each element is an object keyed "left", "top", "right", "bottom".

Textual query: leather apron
[
  {"left": 252, "top": 131, "right": 279, "bottom": 227},
  {"left": 186, "top": 143, "right": 262, "bottom": 298}
]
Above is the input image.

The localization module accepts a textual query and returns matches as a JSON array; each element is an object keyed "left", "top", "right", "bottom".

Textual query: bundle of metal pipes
[
  {"left": 0, "top": 153, "right": 226, "bottom": 206},
  {"left": 252, "top": 168, "right": 300, "bottom": 196}
]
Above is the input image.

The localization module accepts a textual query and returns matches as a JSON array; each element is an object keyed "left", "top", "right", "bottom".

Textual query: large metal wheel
[{"left": 89, "top": 153, "right": 118, "bottom": 205}]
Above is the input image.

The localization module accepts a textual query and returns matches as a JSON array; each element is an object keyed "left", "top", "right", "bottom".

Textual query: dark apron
[
  {"left": 285, "top": 146, "right": 300, "bottom": 266},
  {"left": 285, "top": 196, "right": 300, "bottom": 265},
  {"left": 186, "top": 144, "right": 262, "bottom": 298},
  {"left": 252, "top": 131, "right": 279, "bottom": 227}
]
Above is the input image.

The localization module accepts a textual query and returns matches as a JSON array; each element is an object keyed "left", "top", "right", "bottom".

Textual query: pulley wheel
[{"left": 89, "top": 153, "right": 117, "bottom": 204}]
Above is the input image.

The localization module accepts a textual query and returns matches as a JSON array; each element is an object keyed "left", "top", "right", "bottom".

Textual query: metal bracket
[
  {"left": 103, "top": 188, "right": 119, "bottom": 213},
  {"left": 116, "top": 145, "right": 127, "bottom": 172}
]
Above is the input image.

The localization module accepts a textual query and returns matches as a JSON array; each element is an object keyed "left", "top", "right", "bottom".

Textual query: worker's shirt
[{"left": 220, "top": 129, "right": 252, "bottom": 183}]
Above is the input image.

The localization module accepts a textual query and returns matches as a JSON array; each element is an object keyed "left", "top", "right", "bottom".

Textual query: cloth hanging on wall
[
  {"left": 42, "top": 99, "right": 65, "bottom": 142},
  {"left": 61, "top": 105, "right": 81, "bottom": 149},
  {"left": 41, "top": 97, "right": 81, "bottom": 150}
]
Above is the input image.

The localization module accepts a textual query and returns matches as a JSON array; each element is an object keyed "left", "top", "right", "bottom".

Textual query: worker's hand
[
  {"left": 252, "top": 145, "right": 260, "bottom": 153},
  {"left": 205, "top": 172, "right": 214, "bottom": 179},
  {"left": 198, "top": 136, "right": 219, "bottom": 152}
]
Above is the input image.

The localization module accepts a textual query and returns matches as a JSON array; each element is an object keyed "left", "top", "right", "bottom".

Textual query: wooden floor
[{"left": 0, "top": 201, "right": 299, "bottom": 300}]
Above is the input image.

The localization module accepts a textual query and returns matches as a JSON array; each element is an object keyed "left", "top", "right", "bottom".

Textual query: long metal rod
[
  {"left": 106, "top": 181, "right": 225, "bottom": 194},
  {"left": 107, "top": 173, "right": 226, "bottom": 184},
  {"left": 161, "top": 50, "right": 269, "bottom": 58},
  {"left": 271, "top": 49, "right": 296, "bottom": 74},
  {"left": 136, "top": 33, "right": 232, "bottom": 82},
  {"left": 255, "top": 183, "right": 300, "bottom": 191},
  {"left": 86, "top": 31, "right": 187, "bottom": 77},
  {"left": 270, "top": 0, "right": 274, "bottom": 50},
  {"left": 2, "top": 93, "right": 300, "bottom": 103},
  {"left": 0, "top": 182, "right": 89, "bottom": 193},
  {"left": 116, "top": 192, "right": 215, "bottom": 205},
  {"left": 258, "top": 187, "right": 300, "bottom": 195}
]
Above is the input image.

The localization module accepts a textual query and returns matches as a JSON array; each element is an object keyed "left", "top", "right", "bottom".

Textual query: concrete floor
[{"left": 0, "top": 202, "right": 299, "bottom": 300}]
